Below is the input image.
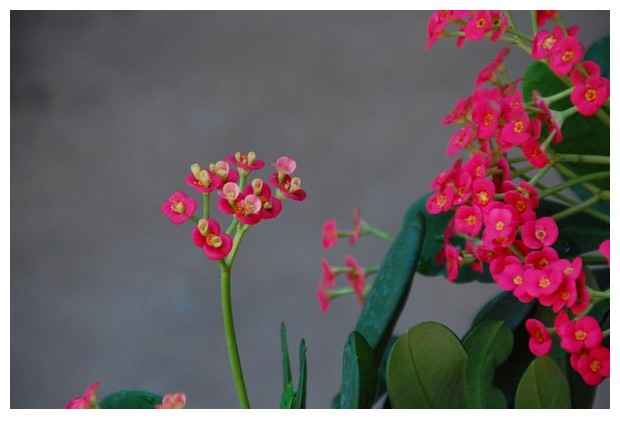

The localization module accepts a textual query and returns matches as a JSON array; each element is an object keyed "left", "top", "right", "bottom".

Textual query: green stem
[
  {"left": 603, "top": 329, "right": 610, "bottom": 338},
  {"left": 362, "top": 221, "right": 393, "bottom": 241},
  {"left": 538, "top": 170, "right": 610, "bottom": 199},
  {"left": 551, "top": 195, "right": 601, "bottom": 222},
  {"left": 507, "top": 156, "right": 527, "bottom": 164},
  {"left": 219, "top": 264, "right": 251, "bottom": 409},
  {"left": 580, "top": 255, "right": 608, "bottom": 266},
  {"left": 203, "top": 193, "right": 210, "bottom": 219},
  {"left": 505, "top": 27, "right": 533, "bottom": 43},
  {"left": 587, "top": 287, "right": 610, "bottom": 300},
  {"left": 596, "top": 108, "right": 610, "bottom": 127},
  {"left": 190, "top": 215, "right": 200, "bottom": 224},
  {"left": 530, "top": 10, "right": 537, "bottom": 35},
  {"left": 553, "top": 154, "right": 610, "bottom": 165},
  {"left": 225, "top": 224, "right": 249, "bottom": 267},
  {"left": 226, "top": 218, "right": 239, "bottom": 236},
  {"left": 238, "top": 170, "right": 250, "bottom": 191},
  {"left": 533, "top": 182, "right": 610, "bottom": 223},
  {"left": 528, "top": 163, "right": 551, "bottom": 187},
  {"left": 553, "top": 163, "right": 604, "bottom": 196},
  {"left": 542, "top": 87, "right": 573, "bottom": 105},
  {"left": 505, "top": 10, "right": 516, "bottom": 30}
]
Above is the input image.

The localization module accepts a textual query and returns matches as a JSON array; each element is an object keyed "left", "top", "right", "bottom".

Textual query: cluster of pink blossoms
[
  {"left": 66, "top": 381, "right": 186, "bottom": 409},
  {"left": 317, "top": 208, "right": 383, "bottom": 312},
  {"left": 162, "top": 152, "right": 306, "bottom": 261},
  {"left": 425, "top": 10, "right": 609, "bottom": 386}
]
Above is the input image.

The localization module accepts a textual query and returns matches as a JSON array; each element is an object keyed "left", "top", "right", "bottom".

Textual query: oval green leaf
[
  {"left": 387, "top": 322, "right": 468, "bottom": 408},
  {"left": 515, "top": 356, "right": 571, "bottom": 409},
  {"left": 99, "top": 390, "right": 163, "bottom": 409},
  {"left": 462, "top": 321, "right": 513, "bottom": 408}
]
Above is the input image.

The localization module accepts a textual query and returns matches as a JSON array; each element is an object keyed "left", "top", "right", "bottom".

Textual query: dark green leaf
[
  {"left": 462, "top": 321, "right": 513, "bottom": 408},
  {"left": 354, "top": 212, "right": 425, "bottom": 361},
  {"left": 373, "top": 336, "right": 398, "bottom": 403},
  {"left": 515, "top": 356, "right": 571, "bottom": 408},
  {"left": 99, "top": 390, "right": 163, "bottom": 409},
  {"left": 387, "top": 322, "right": 468, "bottom": 408},
  {"left": 591, "top": 267, "right": 610, "bottom": 291},
  {"left": 339, "top": 331, "right": 377, "bottom": 409},
  {"left": 280, "top": 322, "right": 292, "bottom": 388},
  {"left": 294, "top": 339, "right": 307, "bottom": 409}
]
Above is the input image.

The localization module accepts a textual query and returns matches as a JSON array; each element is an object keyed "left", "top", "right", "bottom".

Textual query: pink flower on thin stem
[
  {"left": 322, "top": 219, "right": 338, "bottom": 249},
  {"left": 536, "top": 10, "right": 557, "bottom": 27},
  {"left": 525, "top": 319, "right": 552, "bottom": 356},
  {"left": 156, "top": 393, "right": 186, "bottom": 409},
  {"left": 192, "top": 219, "right": 233, "bottom": 261},
  {"left": 162, "top": 191, "right": 197, "bottom": 225},
  {"left": 548, "top": 36, "right": 584, "bottom": 76},
  {"left": 571, "top": 76, "right": 610, "bottom": 116},
  {"left": 225, "top": 151, "right": 265, "bottom": 171},
  {"left": 317, "top": 281, "right": 330, "bottom": 312},
  {"left": 569, "top": 60, "right": 601, "bottom": 85},
  {"left": 558, "top": 316, "right": 604, "bottom": 353},
  {"left": 66, "top": 381, "right": 100, "bottom": 409},
  {"left": 475, "top": 47, "right": 509, "bottom": 87},
  {"left": 185, "top": 163, "right": 222, "bottom": 193},
  {"left": 472, "top": 99, "right": 501, "bottom": 139},
  {"left": 320, "top": 258, "right": 336, "bottom": 289},
  {"left": 426, "top": 187, "right": 454, "bottom": 214},
  {"left": 532, "top": 26, "right": 563, "bottom": 60},
  {"left": 444, "top": 244, "right": 461, "bottom": 281},
  {"left": 454, "top": 204, "right": 483, "bottom": 236},
  {"left": 269, "top": 157, "right": 307, "bottom": 201},
  {"left": 209, "top": 160, "right": 239, "bottom": 188},
  {"left": 464, "top": 10, "right": 492, "bottom": 41},
  {"left": 345, "top": 255, "right": 365, "bottom": 304},
  {"left": 446, "top": 124, "right": 474, "bottom": 156},
  {"left": 351, "top": 207, "right": 363, "bottom": 246}
]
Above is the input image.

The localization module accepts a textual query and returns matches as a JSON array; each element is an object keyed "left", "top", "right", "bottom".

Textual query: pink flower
[
  {"left": 498, "top": 109, "right": 531, "bottom": 149},
  {"left": 209, "top": 160, "right": 239, "bottom": 188},
  {"left": 273, "top": 156, "right": 297, "bottom": 176},
  {"left": 521, "top": 217, "right": 559, "bottom": 249},
  {"left": 453, "top": 172, "right": 473, "bottom": 205},
  {"left": 442, "top": 97, "right": 470, "bottom": 125},
  {"left": 571, "top": 76, "right": 610, "bottom": 116},
  {"left": 475, "top": 47, "right": 509, "bottom": 87},
  {"left": 539, "top": 277, "right": 577, "bottom": 312},
  {"left": 482, "top": 206, "right": 517, "bottom": 247},
  {"left": 577, "top": 346, "right": 610, "bottom": 386},
  {"left": 320, "top": 258, "right": 336, "bottom": 289},
  {"left": 464, "top": 10, "right": 492, "bottom": 41},
  {"left": 345, "top": 255, "right": 365, "bottom": 304},
  {"left": 426, "top": 187, "right": 454, "bottom": 214},
  {"left": 472, "top": 99, "right": 501, "bottom": 139},
  {"left": 317, "top": 281, "right": 330, "bottom": 312},
  {"left": 523, "top": 266, "right": 562, "bottom": 298},
  {"left": 488, "top": 11, "right": 508, "bottom": 42},
  {"left": 536, "top": 10, "right": 557, "bottom": 27},
  {"left": 224, "top": 151, "right": 265, "bottom": 171},
  {"left": 471, "top": 178, "right": 495, "bottom": 209},
  {"left": 531, "top": 91, "right": 563, "bottom": 143},
  {"left": 492, "top": 255, "right": 525, "bottom": 292},
  {"left": 185, "top": 163, "right": 222, "bottom": 193},
  {"left": 599, "top": 239, "right": 610, "bottom": 265},
  {"left": 570, "top": 273, "right": 591, "bottom": 315},
  {"left": 548, "top": 36, "right": 584, "bottom": 76},
  {"left": 322, "top": 219, "right": 338, "bottom": 249},
  {"left": 430, "top": 159, "right": 462, "bottom": 190},
  {"left": 454, "top": 204, "right": 483, "bottom": 236},
  {"left": 444, "top": 244, "right": 461, "bottom": 281},
  {"left": 245, "top": 179, "right": 282, "bottom": 220},
  {"left": 156, "top": 393, "right": 186, "bottom": 409},
  {"left": 525, "top": 319, "right": 552, "bottom": 356},
  {"left": 462, "top": 153, "right": 488, "bottom": 181},
  {"left": 569, "top": 60, "right": 601, "bottom": 85},
  {"left": 351, "top": 207, "right": 363, "bottom": 245},
  {"left": 192, "top": 219, "right": 233, "bottom": 261},
  {"left": 66, "top": 381, "right": 100, "bottom": 409},
  {"left": 162, "top": 191, "right": 197, "bottom": 225},
  {"left": 268, "top": 172, "right": 307, "bottom": 201},
  {"left": 522, "top": 139, "right": 550, "bottom": 168},
  {"left": 446, "top": 124, "right": 474, "bottom": 156},
  {"left": 532, "top": 26, "right": 563, "bottom": 60},
  {"left": 425, "top": 10, "right": 454, "bottom": 49},
  {"left": 559, "top": 316, "right": 603, "bottom": 353}
]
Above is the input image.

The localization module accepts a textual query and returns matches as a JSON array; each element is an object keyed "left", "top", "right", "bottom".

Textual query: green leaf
[
  {"left": 294, "top": 339, "right": 307, "bottom": 409},
  {"left": 354, "top": 211, "right": 425, "bottom": 361},
  {"left": 515, "top": 356, "right": 571, "bottom": 408},
  {"left": 387, "top": 322, "right": 468, "bottom": 408},
  {"left": 462, "top": 321, "right": 513, "bottom": 408},
  {"left": 99, "top": 390, "right": 163, "bottom": 409},
  {"left": 279, "top": 383, "right": 295, "bottom": 409},
  {"left": 339, "top": 331, "right": 377, "bottom": 409},
  {"left": 373, "top": 335, "right": 398, "bottom": 403},
  {"left": 280, "top": 322, "right": 292, "bottom": 388}
]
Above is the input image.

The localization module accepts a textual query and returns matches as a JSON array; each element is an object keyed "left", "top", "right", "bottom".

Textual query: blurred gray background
[{"left": 11, "top": 11, "right": 609, "bottom": 408}]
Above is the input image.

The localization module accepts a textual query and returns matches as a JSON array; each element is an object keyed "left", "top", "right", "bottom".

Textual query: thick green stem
[
  {"left": 542, "top": 87, "right": 573, "bottom": 105},
  {"left": 225, "top": 225, "right": 249, "bottom": 267},
  {"left": 553, "top": 163, "right": 604, "bottom": 196},
  {"left": 528, "top": 163, "right": 551, "bottom": 187},
  {"left": 219, "top": 264, "right": 251, "bottom": 409},
  {"left": 203, "top": 193, "right": 210, "bottom": 219},
  {"left": 596, "top": 108, "right": 610, "bottom": 127},
  {"left": 553, "top": 154, "right": 610, "bottom": 165},
  {"left": 362, "top": 221, "right": 393, "bottom": 241},
  {"left": 551, "top": 195, "right": 601, "bottom": 222},
  {"left": 532, "top": 182, "right": 610, "bottom": 223}
]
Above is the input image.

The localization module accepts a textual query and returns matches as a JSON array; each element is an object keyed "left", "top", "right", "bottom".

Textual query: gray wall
[{"left": 11, "top": 11, "right": 609, "bottom": 408}]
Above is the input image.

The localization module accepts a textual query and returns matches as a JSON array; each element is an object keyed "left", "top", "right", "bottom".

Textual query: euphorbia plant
[{"left": 66, "top": 10, "right": 609, "bottom": 409}]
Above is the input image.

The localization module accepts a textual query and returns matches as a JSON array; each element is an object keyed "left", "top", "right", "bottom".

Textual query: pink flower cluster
[
  {"left": 162, "top": 152, "right": 305, "bottom": 261},
  {"left": 425, "top": 10, "right": 610, "bottom": 387}
]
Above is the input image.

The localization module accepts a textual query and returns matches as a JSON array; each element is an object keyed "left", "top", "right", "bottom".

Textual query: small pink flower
[
  {"left": 569, "top": 60, "right": 601, "bottom": 85},
  {"left": 185, "top": 163, "right": 222, "bottom": 193},
  {"left": 536, "top": 10, "right": 557, "bottom": 27},
  {"left": 492, "top": 255, "right": 525, "bottom": 292},
  {"left": 225, "top": 151, "right": 265, "bottom": 171},
  {"left": 522, "top": 139, "right": 550, "bottom": 168},
  {"left": 599, "top": 239, "right": 610, "bottom": 265},
  {"left": 156, "top": 392, "right": 186, "bottom": 409},
  {"left": 425, "top": 10, "right": 453, "bottom": 49},
  {"left": 321, "top": 258, "right": 336, "bottom": 289},
  {"left": 345, "top": 255, "right": 365, "bottom": 304},
  {"left": 268, "top": 172, "right": 307, "bottom": 201},
  {"left": 499, "top": 109, "right": 531, "bottom": 148},
  {"left": 453, "top": 172, "right": 473, "bottom": 205},
  {"left": 444, "top": 244, "right": 461, "bottom": 281},
  {"left": 521, "top": 217, "right": 559, "bottom": 249},
  {"left": 454, "top": 205, "right": 483, "bottom": 236},
  {"left": 351, "top": 207, "right": 363, "bottom": 246},
  {"left": 442, "top": 97, "right": 470, "bottom": 125},
  {"left": 531, "top": 91, "right": 563, "bottom": 143},
  {"left": 245, "top": 180, "right": 282, "bottom": 220},
  {"left": 571, "top": 76, "right": 610, "bottom": 116},
  {"left": 548, "top": 36, "right": 584, "bottom": 76},
  {"left": 322, "top": 219, "right": 338, "bottom": 249},
  {"left": 523, "top": 266, "right": 562, "bottom": 297},
  {"left": 570, "top": 273, "right": 591, "bottom": 315},
  {"left": 462, "top": 153, "right": 488, "bottom": 181},
  {"left": 531, "top": 26, "right": 563, "bottom": 60},
  {"left": 317, "top": 281, "right": 330, "bottom": 312},
  {"left": 446, "top": 124, "right": 474, "bottom": 156},
  {"left": 209, "top": 160, "right": 239, "bottom": 188},
  {"left": 488, "top": 11, "right": 508, "bottom": 42},
  {"left": 430, "top": 159, "right": 462, "bottom": 190},
  {"left": 525, "top": 319, "right": 552, "bottom": 356},
  {"left": 66, "top": 381, "right": 100, "bottom": 409},
  {"left": 162, "top": 191, "right": 197, "bottom": 225},
  {"left": 273, "top": 156, "right": 297, "bottom": 176},
  {"left": 464, "top": 10, "right": 492, "bottom": 41},
  {"left": 192, "top": 219, "right": 233, "bottom": 261},
  {"left": 472, "top": 99, "right": 501, "bottom": 139},
  {"left": 577, "top": 346, "right": 610, "bottom": 386},
  {"left": 471, "top": 178, "right": 495, "bottom": 209},
  {"left": 426, "top": 187, "right": 454, "bottom": 214},
  {"left": 539, "top": 277, "right": 577, "bottom": 312},
  {"left": 559, "top": 316, "right": 603, "bottom": 354},
  {"left": 475, "top": 46, "right": 509, "bottom": 87},
  {"left": 483, "top": 206, "right": 517, "bottom": 244}
]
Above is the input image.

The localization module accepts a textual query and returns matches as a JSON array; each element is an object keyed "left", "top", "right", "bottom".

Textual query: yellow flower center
[
  {"left": 585, "top": 88, "right": 597, "bottom": 102},
  {"left": 538, "top": 277, "right": 551, "bottom": 288},
  {"left": 590, "top": 360, "right": 601, "bottom": 373},
  {"left": 562, "top": 50, "right": 574, "bottom": 63},
  {"left": 574, "top": 329, "right": 588, "bottom": 341},
  {"left": 495, "top": 221, "right": 505, "bottom": 231},
  {"left": 513, "top": 275, "right": 523, "bottom": 285},
  {"left": 173, "top": 202, "right": 186, "bottom": 214},
  {"left": 206, "top": 234, "right": 222, "bottom": 248}
]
